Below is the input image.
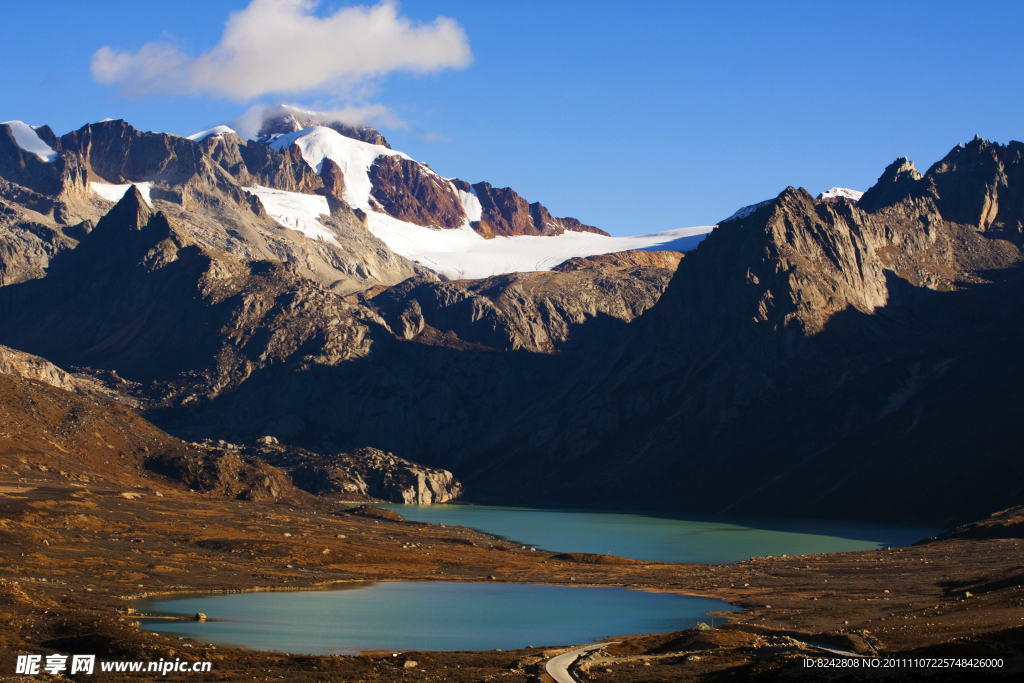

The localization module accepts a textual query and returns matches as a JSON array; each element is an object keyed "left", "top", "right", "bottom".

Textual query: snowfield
[
  {"left": 91, "top": 182, "right": 153, "bottom": 206},
  {"left": 187, "top": 125, "right": 236, "bottom": 142},
  {"left": 250, "top": 184, "right": 711, "bottom": 280},
  {"left": 367, "top": 213, "right": 713, "bottom": 280},
  {"left": 246, "top": 186, "right": 339, "bottom": 245},
  {"left": 2, "top": 120, "right": 57, "bottom": 162},
  {"left": 251, "top": 125, "right": 714, "bottom": 279}
]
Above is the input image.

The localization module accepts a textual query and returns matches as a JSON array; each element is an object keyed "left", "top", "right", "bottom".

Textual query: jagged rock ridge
[{"left": 458, "top": 136, "right": 1024, "bottom": 525}]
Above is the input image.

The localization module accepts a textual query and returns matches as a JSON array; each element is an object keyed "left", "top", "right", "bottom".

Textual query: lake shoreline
[{"left": 1, "top": 478, "right": 1022, "bottom": 679}]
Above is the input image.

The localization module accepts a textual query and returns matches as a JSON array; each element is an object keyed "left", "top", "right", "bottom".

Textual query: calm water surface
[
  {"left": 138, "top": 506, "right": 937, "bottom": 653},
  {"left": 138, "top": 582, "right": 738, "bottom": 655},
  {"left": 378, "top": 504, "right": 940, "bottom": 564}
]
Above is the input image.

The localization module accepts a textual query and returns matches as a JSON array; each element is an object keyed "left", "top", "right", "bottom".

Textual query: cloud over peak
[{"left": 91, "top": 0, "right": 472, "bottom": 100}]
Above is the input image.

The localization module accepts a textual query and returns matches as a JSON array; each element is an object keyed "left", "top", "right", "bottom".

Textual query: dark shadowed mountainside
[{"left": 2, "top": 128, "right": 1023, "bottom": 526}]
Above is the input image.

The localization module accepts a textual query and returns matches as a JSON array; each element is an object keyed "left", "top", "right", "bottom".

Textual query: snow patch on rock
[
  {"left": 91, "top": 182, "right": 153, "bottom": 206},
  {"left": 188, "top": 125, "right": 236, "bottom": 142},
  {"left": 722, "top": 200, "right": 772, "bottom": 223},
  {"left": 246, "top": 186, "right": 339, "bottom": 245},
  {"left": 818, "top": 187, "right": 864, "bottom": 202},
  {"left": 2, "top": 120, "right": 57, "bottom": 162},
  {"left": 454, "top": 184, "right": 482, "bottom": 224}
]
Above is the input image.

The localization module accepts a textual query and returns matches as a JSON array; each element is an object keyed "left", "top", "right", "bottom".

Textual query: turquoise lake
[
  {"left": 377, "top": 504, "right": 939, "bottom": 565},
  {"left": 137, "top": 582, "right": 739, "bottom": 655},
  {"left": 137, "top": 505, "right": 937, "bottom": 653}
]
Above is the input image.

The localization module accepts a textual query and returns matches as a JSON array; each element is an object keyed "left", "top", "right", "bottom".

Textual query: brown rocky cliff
[
  {"left": 469, "top": 182, "right": 539, "bottom": 236},
  {"left": 236, "top": 140, "right": 324, "bottom": 194},
  {"left": 318, "top": 157, "right": 346, "bottom": 198},
  {"left": 55, "top": 120, "right": 214, "bottom": 189},
  {"left": 455, "top": 180, "right": 609, "bottom": 238},
  {"left": 530, "top": 202, "right": 609, "bottom": 237},
  {"left": 857, "top": 157, "right": 922, "bottom": 212},
  {"left": 0, "top": 344, "right": 80, "bottom": 392},
  {"left": 368, "top": 157, "right": 465, "bottom": 229},
  {"left": 912, "top": 136, "right": 1024, "bottom": 236}
]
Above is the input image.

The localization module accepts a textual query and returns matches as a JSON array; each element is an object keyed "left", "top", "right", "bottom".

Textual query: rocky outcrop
[
  {"left": 858, "top": 157, "right": 922, "bottom": 212},
  {"left": 0, "top": 340, "right": 452, "bottom": 506},
  {"left": 0, "top": 184, "right": 80, "bottom": 286},
  {"left": 464, "top": 181, "right": 534, "bottom": 237},
  {"left": 529, "top": 202, "right": 608, "bottom": 236},
  {"left": 318, "top": 157, "right": 346, "bottom": 198},
  {"left": 145, "top": 446, "right": 296, "bottom": 501},
  {"left": 1, "top": 124, "right": 90, "bottom": 208},
  {"left": 453, "top": 180, "right": 609, "bottom": 238},
  {"left": 249, "top": 444, "right": 462, "bottom": 504},
  {"left": 0, "top": 344, "right": 80, "bottom": 392},
  {"left": 370, "top": 262, "right": 678, "bottom": 352},
  {"left": 369, "top": 156, "right": 465, "bottom": 228},
  {"left": 55, "top": 120, "right": 210, "bottom": 187},
  {"left": 236, "top": 140, "right": 325, "bottom": 194},
  {"left": 554, "top": 249, "right": 684, "bottom": 272},
  {"left": 912, "top": 136, "right": 1024, "bottom": 236},
  {"left": 0, "top": 363, "right": 304, "bottom": 502}
]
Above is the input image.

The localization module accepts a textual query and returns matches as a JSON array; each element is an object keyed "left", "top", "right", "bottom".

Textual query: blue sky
[{"left": 2, "top": 0, "right": 1022, "bottom": 234}]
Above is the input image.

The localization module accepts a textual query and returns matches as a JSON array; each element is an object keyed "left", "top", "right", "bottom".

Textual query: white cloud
[
  {"left": 91, "top": 0, "right": 472, "bottom": 100},
  {"left": 229, "top": 102, "right": 405, "bottom": 140}
]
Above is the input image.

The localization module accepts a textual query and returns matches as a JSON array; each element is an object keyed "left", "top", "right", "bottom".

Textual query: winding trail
[{"left": 545, "top": 643, "right": 617, "bottom": 683}]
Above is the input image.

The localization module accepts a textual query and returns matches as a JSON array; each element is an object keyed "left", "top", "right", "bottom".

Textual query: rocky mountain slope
[
  {"left": 0, "top": 185, "right": 665, "bottom": 463},
  {"left": 3, "top": 114, "right": 1022, "bottom": 525},
  {"left": 460, "top": 136, "right": 1024, "bottom": 525},
  {"left": 116, "top": 137, "right": 1023, "bottom": 526},
  {"left": 0, "top": 118, "right": 430, "bottom": 296},
  {"left": 0, "top": 350, "right": 461, "bottom": 505},
  {"left": 1, "top": 113, "right": 707, "bottom": 290},
  {"left": 367, "top": 258, "right": 680, "bottom": 353}
]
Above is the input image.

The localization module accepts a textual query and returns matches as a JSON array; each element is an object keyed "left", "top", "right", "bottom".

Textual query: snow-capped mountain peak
[
  {"left": 187, "top": 125, "right": 236, "bottom": 142},
  {"left": 267, "top": 125, "right": 408, "bottom": 212},
  {"left": 817, "top": 187, "right": 864, "bottom": 203}
]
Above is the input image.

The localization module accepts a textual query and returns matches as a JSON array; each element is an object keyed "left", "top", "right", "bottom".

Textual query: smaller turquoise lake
[
  {"left": 376, "top": 504, "right": 939, "bottom": 565},
  {"left": 138, "top": 582, "right": 737, "bottom": 654}
]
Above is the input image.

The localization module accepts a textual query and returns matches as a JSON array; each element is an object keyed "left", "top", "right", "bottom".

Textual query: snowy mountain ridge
[{"left": 236, "top": 124, "right": 714, "bottom": 279}]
